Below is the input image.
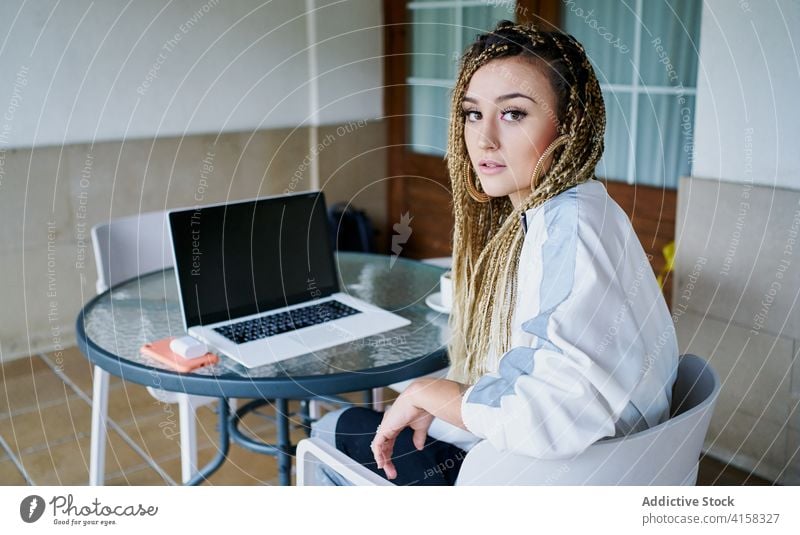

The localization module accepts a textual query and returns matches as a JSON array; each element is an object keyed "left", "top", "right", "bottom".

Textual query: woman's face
[{"left": 462, "top": 57, "right": 561, "bottom": 208}]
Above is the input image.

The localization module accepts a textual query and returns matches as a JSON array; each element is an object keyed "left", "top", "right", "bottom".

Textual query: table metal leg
[
  {"left": 228, "top": 395, "right": 353, "bottom": 485},
  {"left": 276, "top": 399, "right": 291, "bottom": 486},
  {"left": 299, "top": 400, "right": 312, "bottom": 437},
  {"left": 185, "top": 398, "right": 229, "bottom": 485}
]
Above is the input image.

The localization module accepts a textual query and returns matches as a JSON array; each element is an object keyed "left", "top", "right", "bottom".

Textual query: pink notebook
[{"left": 140, "top": 336, "right": 218, "bottom": 373}]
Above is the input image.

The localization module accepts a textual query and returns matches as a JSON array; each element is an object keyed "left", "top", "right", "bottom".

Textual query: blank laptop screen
[{"left": 169, "top": 191, "right": 339, "bottom": 329}]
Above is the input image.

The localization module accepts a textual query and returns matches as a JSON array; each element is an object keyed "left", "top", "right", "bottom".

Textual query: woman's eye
[
  {"left": 502, "top": 109, "right": 526, "bottom": 121},
  {"left": 462, "top": 110, "right": 480, "bottom": 122}
]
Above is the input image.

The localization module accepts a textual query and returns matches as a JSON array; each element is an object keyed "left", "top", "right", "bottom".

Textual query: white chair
[
  {"left": 296, "top": 354, "right": 720, "bottom": 486},
  {"left": 89, "top": 210, "right": 227, "bottom": 485}
]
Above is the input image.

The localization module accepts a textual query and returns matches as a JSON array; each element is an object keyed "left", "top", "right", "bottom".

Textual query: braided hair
[{"left": 446, "top": 20, "right": 606, "bottom": 384}]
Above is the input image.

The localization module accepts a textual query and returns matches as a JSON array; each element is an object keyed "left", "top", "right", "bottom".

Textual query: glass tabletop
[{"left": 77, "top": 251, "right": 450, "bottom": 396}]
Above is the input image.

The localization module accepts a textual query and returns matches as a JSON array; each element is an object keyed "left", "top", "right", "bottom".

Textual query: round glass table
[{"left": 76, "top": 251, "right": 451, "bottom": 485}]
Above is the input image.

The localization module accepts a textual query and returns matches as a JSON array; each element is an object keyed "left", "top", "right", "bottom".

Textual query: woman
[{"left": 311, "top": 20, "right": 678, "bottom": 485}]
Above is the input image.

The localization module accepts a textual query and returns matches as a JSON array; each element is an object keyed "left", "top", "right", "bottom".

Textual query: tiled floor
[
  {"left": 0, "top": 346, "right": 373, "bottom": 485},
  {"left": 0, "top": 346, "right": 773, "bottom": 486}
]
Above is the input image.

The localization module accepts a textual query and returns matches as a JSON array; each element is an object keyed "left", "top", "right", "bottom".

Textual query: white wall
[
  {"left": 693, "top": 0, "right": 800, "bottom": 188},
  {"left": 0, "top": 0, "right": 383, "bottom": 149},
  {"left": 678, "top": 0, "right": 800, "bottom": 482}
]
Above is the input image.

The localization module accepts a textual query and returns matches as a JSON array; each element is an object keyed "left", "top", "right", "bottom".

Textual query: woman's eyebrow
[{"left": 462, "top": 92, "right": 537, "bottom": 104}]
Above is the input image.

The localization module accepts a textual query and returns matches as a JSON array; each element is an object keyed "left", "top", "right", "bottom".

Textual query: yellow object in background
[{"left": 657, "top": 241, "right": 676, "bottom": 289}]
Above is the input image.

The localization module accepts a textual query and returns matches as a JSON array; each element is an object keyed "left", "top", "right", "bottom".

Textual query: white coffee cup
[{"left": 440, "top": 270, "right": 453, "bottom": 311}]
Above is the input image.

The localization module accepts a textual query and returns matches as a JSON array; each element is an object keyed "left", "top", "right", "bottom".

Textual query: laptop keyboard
[{"left": 213, "top": 300, "right": 362, "bottom": 344}]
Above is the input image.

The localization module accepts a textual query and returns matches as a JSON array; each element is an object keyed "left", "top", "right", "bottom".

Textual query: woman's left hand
[{"left": 370, "top": 385, "right": 433, "bottom": 480}]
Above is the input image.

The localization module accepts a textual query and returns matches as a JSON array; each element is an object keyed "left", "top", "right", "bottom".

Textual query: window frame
[{"left": 562, "top": 0, "right": 700, "bottom": 188}]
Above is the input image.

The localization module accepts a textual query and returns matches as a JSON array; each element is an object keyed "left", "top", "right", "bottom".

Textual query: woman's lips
[{"left": 478, "top": 163, "right": 506, "bottom": 175}]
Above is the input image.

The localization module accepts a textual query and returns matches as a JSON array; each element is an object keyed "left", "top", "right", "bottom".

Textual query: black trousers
[{"left": 334, "top": 407, "right": 467, "bottom": 486}]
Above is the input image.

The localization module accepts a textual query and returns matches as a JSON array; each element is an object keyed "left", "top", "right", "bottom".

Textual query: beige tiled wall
[
  {"left": 0, "top": 121, "right": 388, "bottom": 361},
  {"left": 674, "top": 176, "right": 800, "bottom": 484}
]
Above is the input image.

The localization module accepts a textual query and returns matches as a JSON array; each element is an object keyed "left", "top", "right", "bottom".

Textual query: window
[
  {"left": 404, "top": 0, "right": 701, "bottom": 189},
  {"left": 406, "top": 1, "right": 519, "bottom": 156},
  {"left": 562, "top": 0, "right": 701, "bottom": 188}
]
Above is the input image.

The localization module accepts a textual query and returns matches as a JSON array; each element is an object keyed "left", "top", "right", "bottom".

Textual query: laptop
[{"left": 167, "top": 191, "right": 411, "bottom": 368}]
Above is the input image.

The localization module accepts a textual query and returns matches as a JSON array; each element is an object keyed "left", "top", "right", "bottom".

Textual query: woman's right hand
[{"left": 371, "top": 383, "right": 434, "bottom": 479}]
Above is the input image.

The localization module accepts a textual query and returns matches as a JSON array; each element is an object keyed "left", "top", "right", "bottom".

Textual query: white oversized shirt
[{"left": 449, "top": 179, "right": 678, "bottom": 458}]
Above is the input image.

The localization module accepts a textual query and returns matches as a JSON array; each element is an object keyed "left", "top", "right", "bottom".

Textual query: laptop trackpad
[
  {"left": 290, "top": 324, "right": 354, "bottom": 349},
  {"left": 237, "top": 335, "right": 311, "bottom": 366}
]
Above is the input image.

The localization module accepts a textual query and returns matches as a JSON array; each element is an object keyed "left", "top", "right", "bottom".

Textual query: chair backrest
[
  {"left": 455, "top": 354, "right": 720, "bottom": 485},
  {"left": 90, "top": 210, "right": 174, "bottom": 295},
  {"left": 327, "top": 202, "right": 375, "bottom": 253}
]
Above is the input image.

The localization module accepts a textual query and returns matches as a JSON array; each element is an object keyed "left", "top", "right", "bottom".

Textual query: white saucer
[{"left": 425, "top": 292, "right": 452, "bottom": 314}]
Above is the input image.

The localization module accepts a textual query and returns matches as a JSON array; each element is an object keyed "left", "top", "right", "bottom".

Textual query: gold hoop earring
[
  {"left": 530, "top": 134, "right": 570, "bottom": 192},
  {"left": 464, "top": 161, "right": 490, "bottom": 203}
]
